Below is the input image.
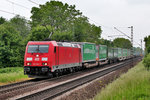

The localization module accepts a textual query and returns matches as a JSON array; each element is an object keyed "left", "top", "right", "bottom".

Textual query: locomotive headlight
[
  {"left": 27, "top": 62, "right": 31, "bottom": 65},
  {"left": 27, "top": 57, "right": 32, "bottom": 61},
  {"left": 42, "top": 63, "right": 48, "bottom": 66},
  {"left": 42, "top": 57, "right": 48, "bottom": 61},
  {"left": 45, "top": 63, "right": 47, "bottom": 65}
]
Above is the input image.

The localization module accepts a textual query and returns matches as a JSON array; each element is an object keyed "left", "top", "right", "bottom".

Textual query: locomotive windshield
[{"left": 27, "top": 45, "right": 49, "bottom": 53}]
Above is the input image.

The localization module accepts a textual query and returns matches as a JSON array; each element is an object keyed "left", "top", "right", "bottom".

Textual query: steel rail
[
  {"left": 0, "top": 79, "right": 36, "bottom": 91},
  {"left": 0, "top": 71, "right": 83, "bottom": 99},
  {"left": 16, "top": 57, "right": 141, "bottom": 100},
  {"left": 0, "top": 62, "right": 116, "bottom": 100},
  {"left": 0, "top": 58, "right": 131, "bottom": 95}
]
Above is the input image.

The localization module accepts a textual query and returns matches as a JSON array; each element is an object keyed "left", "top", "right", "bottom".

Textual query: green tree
[
  {"left": 0, "top": 17, "right": 6, "bottom": 25},
  {"left": 30, "top": 1, "right": 82, "bottom": 41},
  {"left": 87, "top": 24, "right": 101, "bottom": 43},
  {"left": 30, "top": 1, "right": 101, "bottom": 42},
  {"left": 144, "top": 36, "right": 150, "bottom": 55},
  {"left": 31, "top": 1, "right": 81, "bottom": 31},
  {"left": 73, "top": 16, "right": 89, "bottom": 42},
  {"left": 99, "top": 38, "right": 113, "bottom": 47},
  {"left": 143, "top": 53, "right": 150, "bottom": 70},
  {"left": 0, "top": 24, "right": 22, "bottom": 68},
  {"left": 28, "top": 25, "right": 50, "bottom": 41},
  {"left": 113, "top": 38, "right": 132, "bottom": 49},
  {"left": 10, "top": 15, "right": 30, "bottom": 39}
]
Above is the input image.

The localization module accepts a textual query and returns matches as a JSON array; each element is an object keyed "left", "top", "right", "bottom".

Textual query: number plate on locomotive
[{"left": 33, "top": 63, "right": 40, "bottom": 65}]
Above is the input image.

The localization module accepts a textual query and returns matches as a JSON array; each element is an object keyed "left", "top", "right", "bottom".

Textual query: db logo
[{"left": 35, "top": 58, "right": 39, "bottom": 61}]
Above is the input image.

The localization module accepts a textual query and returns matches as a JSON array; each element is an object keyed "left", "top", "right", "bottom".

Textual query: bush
[{"left": 143, "top": 53, "right": 150, "bottom": 70}]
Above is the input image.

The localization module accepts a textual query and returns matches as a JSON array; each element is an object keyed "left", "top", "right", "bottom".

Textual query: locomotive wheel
[
  {"left": 54, "top": 70, "right": 59, "bottom": 77},
  {"left": 47, "top": 72, "right": 53, "bottom": 78},
  {"left": 55, "top": 72, "right": 59, "bottom": 77},
  {"left": 59, "top": 69, "right": 63, "bottom": 76},
  {"left": 70, "top": 68, "right": 73, "bottom": 73}
]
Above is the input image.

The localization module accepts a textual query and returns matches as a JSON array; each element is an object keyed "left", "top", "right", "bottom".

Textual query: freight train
[{"left": 24, "top": 41, "right": 141, "bottom": 78}]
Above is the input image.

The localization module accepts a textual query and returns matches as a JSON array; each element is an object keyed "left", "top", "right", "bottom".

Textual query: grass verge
[
  {"left": 0, "top": 67, "right": 29, "bottom": 85},
  {"left": 94, "top": 62, "right": 150, "bottom": 100}
]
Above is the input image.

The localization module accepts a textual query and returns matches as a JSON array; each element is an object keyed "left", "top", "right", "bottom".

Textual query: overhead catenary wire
[
  {"left": 5, "top": 0, "right": 30, "bottom": 10},
  {"left": 4, "top": 0, "right": 116, "bottom": 40},
  {"left": 0, "top": 0, "right": 142, "bottom": 48},
  {"left": 114, "top": 27, "right": 131, "bottom": 39},
  {"left": 114, "top": 27, "right": 141, "bottom": 47},
  {"left": 28, "top": 0, "right": 39, "bottom": 5},
  {"left": 88, "top": 18, "right": 113, "bottom": 30},
  {"left": 0, "top": 9, "right": 16, "bottom": 15},
  {"left": 88, "top": 18, "right": 142, "bottom": 47},
  {"left": 88, "top": 18, "right": 115, "bottom": 40},
  {"left": 134, "top": 41, "right": 141, "bottom": 47},
  {"left": 0, "top": 0, "right": 33, "bottom": 20},
  {"left": 108, "top": 34, "right": 126, "bottom": 37},
  {"left": 0, "top": 9, "right": 30, "bottom": 20}
]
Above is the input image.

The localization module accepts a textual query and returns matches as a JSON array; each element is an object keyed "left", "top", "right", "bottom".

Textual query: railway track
[
  {"left": 0, "top": 79, "right": 36, "bottom": 91},
  {"left": 14, "top": 57, "right": 141, "bottom": 100},
  {"left": 0, "top": 71, "right": 87, "bottom": 100},
  {"left": 0, "top": 60, "right": 125, "bottom": 100}
]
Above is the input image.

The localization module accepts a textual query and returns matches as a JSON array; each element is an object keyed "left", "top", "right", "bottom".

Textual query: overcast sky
[{"left": 0, "top": 0, "right": 150, "bottom": 48}]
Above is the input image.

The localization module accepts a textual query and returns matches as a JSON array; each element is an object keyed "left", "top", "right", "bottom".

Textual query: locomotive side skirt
[{"left": 52, "top": 63, "right": 81, "bottom": 72}]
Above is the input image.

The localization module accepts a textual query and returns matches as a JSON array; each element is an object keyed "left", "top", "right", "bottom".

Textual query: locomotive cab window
[{"left": 28, "top": 45, "right": 49, "bottom": 53}]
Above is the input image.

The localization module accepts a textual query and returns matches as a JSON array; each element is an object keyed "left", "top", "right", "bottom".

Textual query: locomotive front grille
[{"left": 24, "top": 66, "right": 50, "bottom": 75}]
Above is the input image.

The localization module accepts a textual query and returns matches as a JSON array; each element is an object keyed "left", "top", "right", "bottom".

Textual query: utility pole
[
  {"left": 131, "top": 26, "right": 133, "bottom": 67},
  {"left": 128, "top": 26, "right": 133, "bottom": 67},
  {"left": 141, "top": 39, "right": 142, "bottom": 55},
  {"left": 131, "top": 26, "right": 133, "bottom": 49},
  {"left": 128, "top": 26, "right": 133, "bottom": 54}
]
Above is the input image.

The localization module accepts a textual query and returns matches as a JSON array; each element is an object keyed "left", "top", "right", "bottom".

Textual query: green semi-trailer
[
  {"left": 117, "top": 48, "right": 122, "bottom": 58},
  {"left": 73, "top": 42, "right": 97, "bottom": 62},
  {"left": 82, "top": 43, "right": 96, "bottom": 62},
  {"left": 108, "top": 47, "right": 114, "bottom": 63},
  {"left": 117, "top": 48, "right": 123, "bottom": 61},
  {"left": 113, "top": 48, "right": 118, "bottom": 58},
  {"left": 99, "top": 45, "right": 107, "bottom": 61},
  {"left": 72, "top": 42, "right": 98, "bottom": 68},
  {"left": 123, "top": 49, "right": 128, "bottom": 59}
]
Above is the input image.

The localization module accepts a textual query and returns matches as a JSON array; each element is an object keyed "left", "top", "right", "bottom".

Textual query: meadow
[
  {"left": 95, "top": 62, "right": 150, "bottom": 100},
  {"left": 0, "top": 67, "right": 29, "bottom": 85}
]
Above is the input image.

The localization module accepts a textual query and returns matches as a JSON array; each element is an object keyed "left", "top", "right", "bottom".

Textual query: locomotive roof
[
  {"left": 71, "top": 42, "right": 96, "bottom": 45},
  {"left": 57, "top": 42, "right": 80, "bottom": 48},
  {"left": 27, "top": 41, "right": 57, "bottom": 46},
  {"left": 27, "top": 41, "right": 80, "bottom": 48},
  {"left": 28, "top": 41, "right": 51, "bottom": 44}
]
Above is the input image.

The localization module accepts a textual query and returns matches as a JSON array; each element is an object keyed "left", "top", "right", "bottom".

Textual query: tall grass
[
  {"left": 0, "top": 67, "right": 28, "bottom": 85},
  {"left": 95, "top": 62, "right": 150, "bottom": 100},
  {"left": 0, "top": 67, "right": 23, "bottom": 73}
]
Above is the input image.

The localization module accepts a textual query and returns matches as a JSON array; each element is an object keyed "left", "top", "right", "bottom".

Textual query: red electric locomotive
[{"left": 24, "top": 41, "right": 82, "bottom": 78}]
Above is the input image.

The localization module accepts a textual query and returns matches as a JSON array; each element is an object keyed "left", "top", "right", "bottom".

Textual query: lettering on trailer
[{"left": 84, "top": 49, "right": 95, "bottom": 54}]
